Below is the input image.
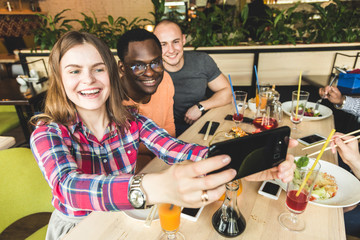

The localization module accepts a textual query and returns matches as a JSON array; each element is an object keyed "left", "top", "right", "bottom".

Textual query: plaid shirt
[{"left": 30, "top": 113, "right": 208, "bottom": 217}]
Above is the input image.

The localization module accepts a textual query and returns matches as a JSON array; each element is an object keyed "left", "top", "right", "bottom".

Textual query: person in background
[
  {"left": 319, "top": 85, "right": 360, "bottom": 116},
  {"left": 331, "top": 133, "right": 360, "bottom": 238},
  {"left": 117, "top": 28, "right": 175, "bottom": 172},
  {"left": 321, "top": 84, "right": 360, "bottom": 238},
  {"left": 30, "top": 31, "right": 296, "bottom": 240},
  {"left": 154, "top": 20, "right": 232, "bottom": 136}
]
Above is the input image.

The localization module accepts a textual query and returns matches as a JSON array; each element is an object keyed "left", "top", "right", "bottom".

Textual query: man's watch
[
  {"left": 196, "top": 103, "right": 205, "bottom": 113},
  {"left": 128, "top": 174, "right": 152, "bottom": 209},
  {"left": 334, "top": 96, "right": 346, "bottom": 109}
]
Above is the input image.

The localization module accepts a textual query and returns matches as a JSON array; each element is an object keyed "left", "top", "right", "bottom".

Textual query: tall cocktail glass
[
  {"left": 290, "top": 90, "right": 309, "bottom": 135},
  {"left": 278, "top": 161, "right": 321, "bottom": 232},
  {"left": 232, "top": 91, "right": 247, "bottom": 126}
]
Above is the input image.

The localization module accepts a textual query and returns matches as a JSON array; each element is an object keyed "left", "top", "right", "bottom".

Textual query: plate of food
[
  {"left": 282, "top": 101, "right": 333, "bottom": 121},
  {"left": 122, "top": 208, "right": 159, "bottom": 221},
  {"left": 275, "top": 157, "right": 360, "bottom": 208}
]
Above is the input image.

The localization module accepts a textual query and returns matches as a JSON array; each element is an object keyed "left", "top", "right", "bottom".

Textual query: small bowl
[{"left": 248, "top": 98, "right": 257, "bottom": 113}]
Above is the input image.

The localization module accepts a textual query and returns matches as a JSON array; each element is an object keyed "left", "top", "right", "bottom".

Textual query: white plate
[
  {"left": 282, "top": 101, "right": 332, "bottom": 121},
  {"left": 122, "top": 208, "right": 159, "bottom": 221},
  {"left": 275, "top": 159, "right": 360, "bottom": 208}
]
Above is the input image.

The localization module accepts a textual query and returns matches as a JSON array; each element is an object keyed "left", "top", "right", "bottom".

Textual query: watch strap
[{"left": 196, "top": 103, "right": 205, "bottom": 112}]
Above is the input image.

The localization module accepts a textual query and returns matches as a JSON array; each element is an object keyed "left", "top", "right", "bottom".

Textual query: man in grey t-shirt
[{"left": 154, "top": 20, "right": 232, "bottom": 136}]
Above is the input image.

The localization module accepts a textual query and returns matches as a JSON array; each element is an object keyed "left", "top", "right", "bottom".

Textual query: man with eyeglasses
[
  {"left": 154, "top": 20, "right": 232, "bottom": 136},
  {"left": 117, "top": 28, "right": 175, "bottom": 172}
]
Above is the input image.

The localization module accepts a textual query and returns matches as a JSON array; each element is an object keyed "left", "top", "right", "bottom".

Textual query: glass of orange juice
[
  {"left": 219, "top": 179, "right": 243, "bottom": 201},
  {"left": 256, "top": 84, "right": 271, "bottom": 108},
  {"left": 159, "top": 203, "right": 185, "bottom": 240}
]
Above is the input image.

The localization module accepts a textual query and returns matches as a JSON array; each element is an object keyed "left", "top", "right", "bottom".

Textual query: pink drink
[
  {"left": 252, "top": 117, "right": 278, "bottom": 130},
  {"left": 233, "top": 113, "right": 243, "bottom": 122},
  {"left": 290, "top": 115, "right": 302, "bottom": 124},
  {"left": 286, "top": 190, "right": 308, "bottom": 213}
]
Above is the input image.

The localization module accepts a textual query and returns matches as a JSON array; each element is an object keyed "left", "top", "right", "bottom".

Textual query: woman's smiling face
[{"left": 60, "top": 43, "right": 110, "bottom": 115}]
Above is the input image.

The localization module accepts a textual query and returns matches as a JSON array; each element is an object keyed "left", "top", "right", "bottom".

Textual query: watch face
[{"left": 129, "top": 189, "right": 145, "bottom": 208}]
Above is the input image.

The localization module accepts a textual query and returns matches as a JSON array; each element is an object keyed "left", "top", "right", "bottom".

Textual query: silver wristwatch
[{"left": 128, "top": 174, "right": 152, "bottom": 209}]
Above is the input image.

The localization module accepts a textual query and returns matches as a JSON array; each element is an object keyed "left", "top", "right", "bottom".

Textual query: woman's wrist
[
  {"left": 142, "top": 172, "right": 167, "bottom": 205},
  {"left": 350, "top": 161, "right": 360, "bottom": 179}
]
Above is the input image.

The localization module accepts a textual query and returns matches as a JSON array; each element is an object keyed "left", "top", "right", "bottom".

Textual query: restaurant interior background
[
  {"left": 0, "top": 2, "right": 359, "bottom": 240},
  {"left": 0, "top": 0, "right": 360, "bottom": 145}
]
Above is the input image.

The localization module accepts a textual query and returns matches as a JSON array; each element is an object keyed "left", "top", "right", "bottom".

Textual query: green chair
[
  {"left": 0, "top": 106, "right": 20, "bottom": 135},
  {"left": 0, "top": 148, "right": 54, "bottom": 239}
]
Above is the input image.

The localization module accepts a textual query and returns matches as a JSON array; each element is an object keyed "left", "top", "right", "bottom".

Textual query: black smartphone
[
  {"left": 208, "top": 126, "right": 290, "bottom": 180},
  {"left": 198, "top": 121, "right": 220, "bottom": 135}
]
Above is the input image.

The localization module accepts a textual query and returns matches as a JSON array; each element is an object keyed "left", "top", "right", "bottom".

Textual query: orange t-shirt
[{"left": 123, "top": 71, "right": 175, "bottom": 137}]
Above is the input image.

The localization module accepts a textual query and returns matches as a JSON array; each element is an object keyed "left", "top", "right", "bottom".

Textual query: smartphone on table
[
  {"left": 297, "top": 134, "right": 326, "bottom": 146},
  {"left": 208, "top": 126, "right": 290, "bottom": 181}
]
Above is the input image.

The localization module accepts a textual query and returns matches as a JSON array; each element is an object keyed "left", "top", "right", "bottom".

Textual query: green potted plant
[
  {"left": 75, "top": 12, "right": 151, "bottom": 49},
  {"left": 32, "top": 9, "right": 74, "bottom": 50},
  {"left": 187, "top": 4, "right": 248, "bottom": 48},
  {"left": 306, "top": 0, "right": 360, "bottom": 43}
]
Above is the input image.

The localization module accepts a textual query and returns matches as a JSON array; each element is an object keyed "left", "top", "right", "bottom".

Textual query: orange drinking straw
[
  {"left": 295, "top": 72, "right": 302, "bottom": 119},
  {"left": 295, "top": 129, "right": 336, "bottom": 197}
]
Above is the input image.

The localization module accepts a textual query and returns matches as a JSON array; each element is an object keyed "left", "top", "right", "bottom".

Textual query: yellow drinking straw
[
  {"left": 295, "top": 72, "right": 302, "bottom": 119},
  {"left": 295, "top": 129, "right": 336, "bottom": 197}
]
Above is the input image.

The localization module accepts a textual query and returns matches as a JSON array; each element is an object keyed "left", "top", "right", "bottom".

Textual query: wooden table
[
  {"left": 63, "top": 104, "right": 346, "bottom": 240},
  {"left": 0, "top": 78, "right": 48, "bottom": 141}
]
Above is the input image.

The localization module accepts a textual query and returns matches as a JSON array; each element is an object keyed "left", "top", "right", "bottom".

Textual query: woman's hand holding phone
[
  {"left": 142, "top": 154, "right": 236, "bottom": 208},
  {"left": 142, "top": 138, "right": 297, "bottom": 209}
]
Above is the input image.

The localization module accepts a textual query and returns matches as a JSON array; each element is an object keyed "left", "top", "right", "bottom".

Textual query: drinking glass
[
  {"left": 232, "top": 91, "right": 247, "bottom": 125},
  {"left": 252, "top": 92, "right": 278, "bottom": 131},
  {"left": 159, "top": 203, "right": 185, "bottom": 240},
  {"left": 278, "top": 161, "right": 321, "bottom": 232},
  {"left": 290, "top": 90, "right": 309, "bottom": 133},
  {"left": 255, "top": 84, "right": 271, "bottom": 108}
]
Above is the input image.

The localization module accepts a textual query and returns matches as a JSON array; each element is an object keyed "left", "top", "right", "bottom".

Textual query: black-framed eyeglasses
[{"left": 128, "top": 58, "right": 163, "bottom": 76}]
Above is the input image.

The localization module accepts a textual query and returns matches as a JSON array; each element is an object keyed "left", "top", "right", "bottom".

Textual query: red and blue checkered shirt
[{"left": 30, "top": 113, "right": 208, "bottom": 217}]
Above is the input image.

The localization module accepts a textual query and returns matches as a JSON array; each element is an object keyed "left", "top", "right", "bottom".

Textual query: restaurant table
[
  {"left": 0, "top": 78, "right": 48, "bottom": 142},
  {"left": 63, "top": 103, "right": 346, "bottom": 240}
]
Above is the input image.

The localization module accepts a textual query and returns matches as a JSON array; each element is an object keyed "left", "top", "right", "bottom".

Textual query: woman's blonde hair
[{"left": 31, "top": 31, "right": 134, "bottom": 129}]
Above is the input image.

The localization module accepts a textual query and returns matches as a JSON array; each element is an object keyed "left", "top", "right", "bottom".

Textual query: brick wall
[{"left": 38, "top": 0, "right": 154, "bottom": 28}]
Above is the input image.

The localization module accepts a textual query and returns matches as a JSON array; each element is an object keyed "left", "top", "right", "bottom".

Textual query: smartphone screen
[
  {"left": 298, "top": 134, "right": 326, "bottom": 145},
  {"left": 208, "top": 126, "right": 290, "bottom": 180},
  {"left": 262, "top": 182, "right": 280, "bottom": 196}
]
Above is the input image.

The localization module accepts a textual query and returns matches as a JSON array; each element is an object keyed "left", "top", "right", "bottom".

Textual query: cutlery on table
[
  {"left": 144, "top": 204, "right": 158, "bottom": 227},
  {"left": 302, "top": 128, "right": 360, "bottom": 150},
  {"left": 307, "top": 135, "right": 360, "bottom": 157}
]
